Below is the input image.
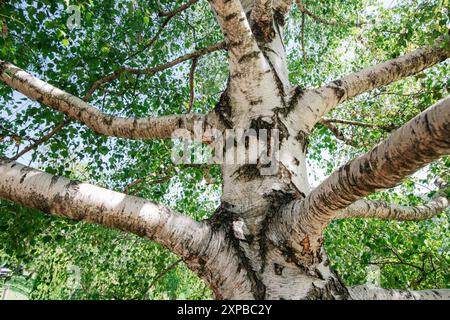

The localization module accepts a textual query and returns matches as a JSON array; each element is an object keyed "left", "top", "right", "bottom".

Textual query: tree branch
[
  {"left": 319, "top": 120, "right": 357, "bottom": 147},
  {"left": 124, "top": 0, "right": 201, "bottom": 63},
  {"left": 208, "top": 0, "right": 265, "bottom": 75},
  {"left": 0, "top": 159, "right": 210, "bottom": 260},
  {"left": 250, "top": 0, "right": 275, "bottom": 43},
  {"left": 271, "top": 96, "right": 450, "bottom": 260},
  {"left": 295, "top": 0, "right": 337, "bottom": 26},
  {"left": 84, "top": 42, "right": 226, "bottom": 101},
  {"left": 336, "top": 196, "right": 448, "bottom": 221},
  {"left": 145, "top": 259, "right": 183, "bottom": 296},
  {"left": 188, "top": 58, "right": 198, "bottom": 113},
  {"left": 0, "top": 61, "right": 218, "bottom": 140},
  {"left": 158, "top": 0, "right": 200, "bottom": 17},
  {"left": 301, "top": 12, "right": 307, "bottom": 63},
  {"left": 321, "top": 118, "right": 396, "bottom": 131},
  {"left": 348, "top": 285, "right": 450, "bottom": 300},
  {"left": 0, "top": 159, "right": 255, "bottom": 298},
  {"left": 287, "top": 35, "right": 450, "bottom": 132},
  {"left": 273, "top": 0, "right": 292, "bottom": 17}
]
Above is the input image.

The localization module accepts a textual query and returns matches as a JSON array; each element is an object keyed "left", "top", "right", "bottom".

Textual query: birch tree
[{"left": 0, "top": 0, "right": 449, "bottom": 299}]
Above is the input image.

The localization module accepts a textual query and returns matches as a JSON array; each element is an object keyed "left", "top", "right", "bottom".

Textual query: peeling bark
[{"left": 251, "top": 0, "right": 275, "bottom": 43}]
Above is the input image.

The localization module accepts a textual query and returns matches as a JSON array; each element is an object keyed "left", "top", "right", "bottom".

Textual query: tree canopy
[{"left": 0, "top": 0, "right": 448, "bottom": 299}]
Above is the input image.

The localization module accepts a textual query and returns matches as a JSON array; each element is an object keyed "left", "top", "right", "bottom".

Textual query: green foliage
[
  {"left": 0, "top": 201, "right": 212, "bottom": 299},
  {"left": 0, "top": 0, "right": 449, "bottom": 299}
]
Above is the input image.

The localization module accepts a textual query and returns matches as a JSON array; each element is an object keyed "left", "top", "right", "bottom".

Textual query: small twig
[
  {"left": 145, "top": 259, "right": 182, "bottom": 297},
  {"left": 84, "top": 42, "right": 226, "bottom": 101},
  {"left": 10, "top": 119, "right": 70, "bottom": 161},
  {"left": 188, "top": 58, "right": 198, "bottom": 113},
  {"left": 301, "top": 12, "right": 307, "bottom": 63},
  {"left": 320, "top": 120, "right": 358, "bottom": 147},
  {"left": 296, "top": 0, "right": 364, "bottom": 27},
  {"left": 123, "top": 178, "right": 143, "bottom": 195},
  {"left": 126, "top": 0, "right": 200, "bottom": 63},
  {"left": 0, "top": 125, "right": 38, "bottom": 143},
  {"left": 158, "top": 0, "right": 200, "bottom": 17},
  {"left": 124, "top": 172, "right": 174, "bottom": 195},
  {"left": 321, "top": 118, "right": 396, "bottom": 131}
]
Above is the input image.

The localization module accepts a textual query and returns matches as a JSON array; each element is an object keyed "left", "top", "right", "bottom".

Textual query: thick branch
[
  {"left": 336, "top": 196, "right": 448, "bottom": 221},
  {"left": 348, "top": 285, "right": 450, "bottom": 300},
  {"left": 289, "top": 35, "right": 450, "bottom": 132},
  {"left": 272, "top": 96, "right": 450, "bottom": 260},
  {"left": 295, "top": 0, "right": 337, "bottom": 26},
  {"left": 208, "top": 0, "right": 265, "bottom": 75},
  {"left": 0, "top": 159, "right": 209, "bottom": 259},
  {"left": 10, "top": 119, "right": 70, "bottom": 161},
  {"left": 0, "top": 61, "right": 216, "bottom": 140},
  {"left": 0, "top": 160, "right": 258, "bottom": 299}
]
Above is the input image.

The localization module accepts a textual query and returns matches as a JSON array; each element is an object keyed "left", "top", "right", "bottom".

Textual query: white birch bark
[
  {"left": 0, "top": 61, "right": 219, "bottom": 140},
  {"left": 285, "top": 36, "right": 450, "bottom": 133},
  {"left": 271, "top": 96, "right": 450, "bottom": 262}
]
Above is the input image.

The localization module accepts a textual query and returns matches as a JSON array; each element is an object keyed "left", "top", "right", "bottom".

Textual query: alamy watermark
[
  {"left": 366, "top": 265, "right": 381, "bottom": 288},
  {"left": 65, "top": 1, "right": 81, "bottom": 31},
  {"left": 171, "top": 121, "right": 280, "bottom": 175}
]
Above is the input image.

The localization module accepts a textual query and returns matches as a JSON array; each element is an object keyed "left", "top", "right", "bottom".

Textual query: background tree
[{"left": 0, "top": 0, "right": 449, "bottom": 299}]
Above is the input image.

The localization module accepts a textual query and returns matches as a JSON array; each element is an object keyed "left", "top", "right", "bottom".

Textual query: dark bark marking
[
  {"left": 250, "top": 117, "right": 273, "bottom": 130},
  {"left": 279, "top": 86, "right": 304, "bottom": 117},
  {"left": 49, "top": 176, "right": 59, "bottom": 189},
  {"left": 305, "top": 277, "right": 349, "bottom": 300},
  {"left": 232, "top": 164, "right": 261, "bottom": 182},
  {"left": 327, "top": 80, "right": 346, "bottom": 101},
  {"left": 19, "top": 167, "right": 32, "bottom": 184},
  {"left": 273, "top": 9, "right": 285, "bottom": 27},
  {"left": 274, "top": 263, "right": 284, "bottom": 276},
  {"left": 214, "top": 88, "right": 233, "bottom": 128},
  {"left": 224, "top": 13, "right": 238, "bottom": 21},
  {"left": 295, "top": 130, "right": 309, "bottom": 153},
  {"left": 251, "top": 19, "right": 275, "bottom": 43},
  {"left": 238, "top": 51, "right": 261, "bottom": 64},
  {"left": 301, "top": 236, "right": 311, "bottom": 255},
  {"left": 0, "top": 61, "right": 7, "bottom": 74},
  {"left": 66, "top": 180, "right": 81, "bottom": 191},
  {"left": 102, "top": 116, "right": 113, "bottom": 126},
  {"left": 249, "top": 98, "right": 263, "bottom": 106},
  {"left": 263, "top": 53, "right": 287, "bottom": 106},
  {"left": 208, "top": 206, "right": 266, "bottom": 300}
]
